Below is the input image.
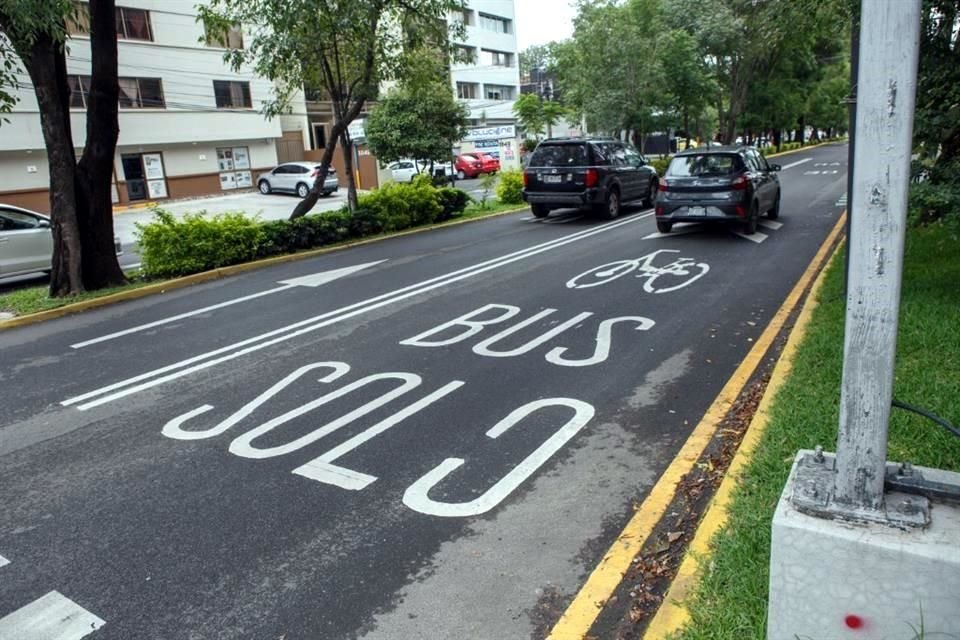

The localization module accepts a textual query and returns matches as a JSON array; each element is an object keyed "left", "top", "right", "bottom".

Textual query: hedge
[{"left": 136, "top": 180, "right": 471, "bottom": 279}]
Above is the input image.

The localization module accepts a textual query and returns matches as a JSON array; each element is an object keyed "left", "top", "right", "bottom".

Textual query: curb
[
  {"left": 0, "top": 205, "right": 529, "bottom": 331},
  {"left": 765, "top": 138, "right": 845, "bottom": 159},
  {"left": 546, "top": 211, "right": 848, "bottom": 640},
  {"left": 641, "top": 236, "right": 844, "bottom": 639}
]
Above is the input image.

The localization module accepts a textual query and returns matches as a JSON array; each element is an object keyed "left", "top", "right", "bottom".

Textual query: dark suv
[
  {"left": 522, "top": 138, "right": 659, "bottom": 219},
  {"left": 654, "top": 146, "right": 780, "bottom": 234}
]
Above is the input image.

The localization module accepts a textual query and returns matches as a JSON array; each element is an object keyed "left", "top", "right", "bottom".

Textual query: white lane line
[
  {"left": 0, "top": 591, "right": 105, "bottom": 640},
  {"left": 64, "top": 212, "right": 653, "bottom": 410},
  {"left": 71, "top": 261, "right": 386, "bottom": 349},
  {"left": 758, "top": 220, "right": 783, "bottom": 230},
  {"left": 122, "top": 262, "right": 141, "bottom": 271},
  {"left": 0, "top": 555, "right": 8, "bottom": 568},
  {"left": 733, "top": 231, "right": 768, "bottom": 244},
  {"left": 642, "top": 223, "right": 704, "bottom": 240},
  {"left": 781, "top": 158, "right": 812, "bottom": 170},
  {"left": 520, "top": 216, "right": 535, "bottom": 221},
  {"left": 543, "top": 215, "right": 583, "bottom": 225}
]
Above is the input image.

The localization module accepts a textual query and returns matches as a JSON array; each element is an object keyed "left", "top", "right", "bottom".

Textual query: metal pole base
[{"left": 768, "top": 450, "right": 960, "bottom": 639}]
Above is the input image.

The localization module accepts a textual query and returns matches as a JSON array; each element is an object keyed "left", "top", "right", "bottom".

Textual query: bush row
[{"left": 136, "top": 178, "right": 471, "bottom": 278}]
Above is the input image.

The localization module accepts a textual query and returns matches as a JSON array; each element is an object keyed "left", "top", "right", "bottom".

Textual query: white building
[
  {"left": 449, "top": 1, "right": 521, "bottom": 164},
  {"left": 0, "top": 0, "right": 309, "bottom": 212}
]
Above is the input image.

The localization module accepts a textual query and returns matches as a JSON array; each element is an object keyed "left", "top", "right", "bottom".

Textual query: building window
[
  {"left": 213, "top": 80, "right": 253, "bottom": 108},
  {"left": 482, "top": 49, "right": 513, "bottom": 67},
  {"left": 456, "top": 82, "right": 479, "bottom": 99},
  {"left": 450, "top": 8, "right": 474, "bottom": 25},
  {"left": 66, "top": 2, "right": 91, "bottom": 35},
  {"left": 454, "top": 44, "right": 477, "bottom": 65},
  {"left": 479, "top": 12, "right": 511, "bottom": 34},
  {"left": 206, "top": 23, "right": 244, "bottom": 49},
  {"left": 118, "top": 77, "right": 165, "bottom": 108},
  {"left": 485, "top": 84, "right": 515, "bottom": 100},
  {"left": 67, "top": 75, "right": 91, "bottom": 108},
  {"left": 115, "top": 6, "right": 153, "bottom": 41}
]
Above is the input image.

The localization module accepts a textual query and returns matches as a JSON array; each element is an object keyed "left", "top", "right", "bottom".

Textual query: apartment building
[
  {"left": 0, "top": 0, "right": 309, "bottom": 212},
  {"left": 450, "top": 0, "right": 521, "bottom": 163}
]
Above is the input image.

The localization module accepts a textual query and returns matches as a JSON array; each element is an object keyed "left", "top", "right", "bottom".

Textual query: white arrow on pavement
[{"left": 71, "top": 260, "right": 386, "bottom": 349}]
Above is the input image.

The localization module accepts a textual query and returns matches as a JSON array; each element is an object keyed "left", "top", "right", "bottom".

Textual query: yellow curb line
[
  {"left": 546, "top": 210, "right": 848, "bottom": 640},
  {"left": 0, "top": 205, "right": 529, "bottom": 331},
  {"left": 642, "top": 235, "right": 845, "bottom": 640},
  {"left": 766, "top": 138, "right": 845, "bottom": 159}
]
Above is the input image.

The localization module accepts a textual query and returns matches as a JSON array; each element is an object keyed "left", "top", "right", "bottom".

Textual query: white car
[
  {"left": 387, "top": 159, "right": 453, "bottom": 183},
  {"left": 256, "top": 162, "right": 339, "bottom": 198},
  {"left": 0, "top": 204, "right": 122, "bottom": 279}
]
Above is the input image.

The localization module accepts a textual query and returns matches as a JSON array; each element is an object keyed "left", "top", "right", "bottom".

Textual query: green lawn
[{"left": 675, "top": 226, "right": 960, "bottom": 639}]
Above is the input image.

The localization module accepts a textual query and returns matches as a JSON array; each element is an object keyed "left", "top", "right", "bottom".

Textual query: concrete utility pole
[
  {"left": 767, "top": 2, "right": 960, "bottom": 637},
  {"left": 833, "top": 0, "right": 920, "bottom": 513}
]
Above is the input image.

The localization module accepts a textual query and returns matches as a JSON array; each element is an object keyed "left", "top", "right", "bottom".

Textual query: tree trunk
[
  {"left": 795, "top": 115, "right": 806, "bottom": 146},
  {"left": 683, "top": 110, "right": 690, "bottom": 149},
  {"left": 773, "top": 128, "right": 782, "bottom": 151},
  {"left": 24, "top": 35, "right": 84, "bottom": 297},
  {"left": 290, "top": 121, "right": 346, "bottom": 219},
  {"left": 340, "top": 130, "right": 359, "bottom": 211},
  {"left": 76, "top": 0, "right": 125, "bottom": 290}
]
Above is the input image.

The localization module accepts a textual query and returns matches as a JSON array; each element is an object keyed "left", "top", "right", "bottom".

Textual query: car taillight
[
  {"left": 658, "top": 180, "right": 670, "bottom": 192},
  {"left": 731, "top": 175, "right": 748, "bottom": 190},
  {"left": 523, "top": 172, "right": 531, "bottom": 188},
  {"left": 585, "top": 168, "right": 598, "bottom": 187},
  {"left": 735, "top": 204, "right": 747, "bottom": 218}
]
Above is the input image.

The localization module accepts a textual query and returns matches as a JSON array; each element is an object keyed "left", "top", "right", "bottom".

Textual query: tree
[
  {"left": 0, "top": 0, "right": 125, "bottom": 296},
  {"left": 365, "top": 53, "right": 468, "bottom": 170},
  {"left": 655, "top": 28, "right": 714, "bottom": 146},
  {"left": 915, "top": 0, "right": 960, "bottom": 172},
  {"left": 513, "top": 93, "right": 566, "bottom": 139},
  {"left": 200, "top": 0, "right": 463, "bottom": 219}
]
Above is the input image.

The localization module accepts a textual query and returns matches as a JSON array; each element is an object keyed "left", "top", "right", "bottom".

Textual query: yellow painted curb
[
  {"left": 546, "top": 211, "right": 848, "bottom": 640},
  {"left": 0, "top": 205, "right": 529, "bottom": 331},
  {"left": 642, "top": 235, "right": 845, "bottom": 640},
  {"left": 766, "top": 138, "right": 846, "bottom": 159}
]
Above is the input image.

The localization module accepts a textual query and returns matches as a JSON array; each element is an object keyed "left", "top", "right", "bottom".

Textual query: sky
[{"left": 514, "top": 0, "right": 577, "bottom": 50}]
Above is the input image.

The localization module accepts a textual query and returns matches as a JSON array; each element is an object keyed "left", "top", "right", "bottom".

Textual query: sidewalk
[{"left": 111, "top": 190, "right": 351, "bottom": 245}]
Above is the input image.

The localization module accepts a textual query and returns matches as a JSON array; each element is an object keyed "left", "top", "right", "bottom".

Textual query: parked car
[
  {"left": 256, "top": 162, "right": 339, "bottom": 198},
  {"left": 521, "top": 137, "right": 660, "bottom": 219},
  {"left": 454, "top": 153, "right": 499, "bottom": 179},
  {"left": 654, "top": 145, "right": 780, "bottom": 235},
  {"left": 473, "top": 152, "right": 500, "bottom": 174},
  {"left": 387, "top": 159, "right": 453, "bottom": 183},
  {"left": 0, "top": 204, "right": 122, "bottom": 279}
]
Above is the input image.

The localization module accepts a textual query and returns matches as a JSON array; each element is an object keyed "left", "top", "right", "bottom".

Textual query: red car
[{"left": 455, "top": 153, "right": 500, "bottom": 179}]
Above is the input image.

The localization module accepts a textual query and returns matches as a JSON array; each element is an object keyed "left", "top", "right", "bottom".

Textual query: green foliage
[
  {"left": 909, "top": 181, "right": 960, "bottom": 234},
  {"left": 650, "top": 157, "right": 671, "bottom": 176},
  {"left": 495, "top": 170, "right": 524, "bottom": 204},
  {"left": 135, "top": 209, "right": 264, "bottom": 278},
  {"left": 358, "top": 175, "right": 443, "bottom": 231},
  {"left": 476, "top": 173, "right": 498, "bottom": 209},
  {"left": 436, "top": 187, "right": 471, "bottom": 221}
]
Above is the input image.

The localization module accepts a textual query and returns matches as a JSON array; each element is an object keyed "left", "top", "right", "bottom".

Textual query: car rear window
[
  {"left": 529, "top": 144, "right": 590, "bottom": 167},
  {"left": 314, "top": 165, "right": 335, "bottom": 173},
  {"left": 667, "top": 154, "right": 744, "bottom": 177}
]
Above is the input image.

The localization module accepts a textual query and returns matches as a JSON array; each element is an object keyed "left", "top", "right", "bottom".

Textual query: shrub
[
  {"left": 908, "top": 181, "right": 960, "bottom": 228},
  {"left": 136, "top": 208, "right": 263, "bottom": 278},
  {"left": 358, "top": 175, "right": 443, "bottom": 232},
  {"left": 495, "top": 169, "right": 524, "bottom": 204},
  {"left": 436, "top": 188, "right": 471, "bottom": 221},
  {"left": 650, "top": 157, "right": 671, "bottom": 176}
]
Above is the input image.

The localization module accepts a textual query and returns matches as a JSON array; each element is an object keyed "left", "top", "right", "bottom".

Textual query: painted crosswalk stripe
[
  {"left": 758, "top": 220, "right": 783, "bottom": 230},
  {"left": 0, "top": 591, "right": 105, "bottom": 639},
  {"left": 0, "top": 555, "right": 8, "bottom": 568},
  {"left": 733, "top": 231, "right": 769, "bottom": 243}
]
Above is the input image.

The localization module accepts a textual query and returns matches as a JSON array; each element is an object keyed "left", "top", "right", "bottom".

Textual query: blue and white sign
[{"left": 464, "top": 125, "right": 516, "bottom": 142}]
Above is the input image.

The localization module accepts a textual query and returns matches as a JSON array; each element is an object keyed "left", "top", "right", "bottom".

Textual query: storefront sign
[{"left": 464, "top": 125, "right": 516, "bottom": 142}]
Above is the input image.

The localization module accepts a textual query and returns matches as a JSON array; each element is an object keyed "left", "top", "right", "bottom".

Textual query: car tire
[
  {"left": 456, "top": 170, "right": 466, "bottom": 180},
  {"left": 258, "top": 180, "right": 271, "bottom": 195},
  {"left": 597, "top": 188, "right": 621, "bottom": 220},
  {"left": 768, "top": 191, "right": 781, "bottom": 219},
  {"left": 644, "top": 180, "right": 658, "bottom": 207},
  {"left": 743, "top": 202, "right": 759, "bottom": 235},
  {"left": 531, "top": 204, "right": 550, "bottom": 218},
  {"left": 656, "top": 219, "right": 673, "bottom": 233},
  {"left": 296, "top": 183, "right": 310, "bottom": 198}
]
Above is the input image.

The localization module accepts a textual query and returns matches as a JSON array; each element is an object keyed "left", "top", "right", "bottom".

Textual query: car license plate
[
  {"left": 689, "top": 206, "right": 706, "bottom": 216},
  {"left": 543, "top": 175, "right": 562, "bottom": 183}
]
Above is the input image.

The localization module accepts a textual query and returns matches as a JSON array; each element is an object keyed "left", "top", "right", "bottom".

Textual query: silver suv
[{"left": 256, "top": 162, "right": 339, "bottom": 198}]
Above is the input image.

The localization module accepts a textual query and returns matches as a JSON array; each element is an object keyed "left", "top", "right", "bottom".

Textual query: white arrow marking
[
  {"left": 0, "top": 591, "right": 104, "bottom": 640},
  {"left": 643, "top": 222, "right": 704, "bottom": 240},
  {"left": 71, "top": 261, "right": 386, "bottom": 349},
  {"left": 0, "top": 555, "right": 8, "bottom": 568},
  {"left": 733, "top": 231, "right": 768, "bottom": 244}
]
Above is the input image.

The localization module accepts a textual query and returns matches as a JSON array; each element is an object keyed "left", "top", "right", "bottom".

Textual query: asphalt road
[{"left": 0, "top": 145, "right": 849, "bottom": 640}]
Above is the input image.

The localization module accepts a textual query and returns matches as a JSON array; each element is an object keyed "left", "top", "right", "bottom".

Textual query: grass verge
[
  {"left": 0, "top": 203, "right": 527, "bottom": 319},
  {"left": 674, "top": 226, "right": 960, "bottom": 639}
]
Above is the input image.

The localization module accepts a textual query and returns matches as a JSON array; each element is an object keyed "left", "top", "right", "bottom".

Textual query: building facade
[
  {"left": 449, "top": 0, "right": 521, "bottom": 164},
  {"left": 0, "top": 0, "right": 309, "bottom": 213}
]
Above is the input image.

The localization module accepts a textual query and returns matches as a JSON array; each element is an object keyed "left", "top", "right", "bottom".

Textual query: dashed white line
[
  {"left": 758, "top": 220, "right": 783, "bottom": 230},
  {"left": 733, "top": 231, "right": 769, "bottom": 244},
  {"left": 0, "top": 555, "right": 8, "bottom": 569},
  {"left": 781, "top": 158, "right": 812, "bottom": 170},
  {"left": 0, "top": 591, "right": 105, "bottom": 640}
]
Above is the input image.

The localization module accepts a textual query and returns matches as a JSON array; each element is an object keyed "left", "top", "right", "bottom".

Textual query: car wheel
[
  {"left": 296, "top": 182, "right": 310, "bottom": 198},
  {"left": 768, "top": 191, "right": 781, "bottom": 219},
  {"left": 656, "top": 219, "right": 673, "bottom": 233},
  {"left": 258, "top": 180, "right": 271, "bottom": 195},
  {"left": 644, "top": 180, "right": 658, "bottom": 207},
  {"left": 597, "top": 188, "right": 621, "bottom": 220},
  {"left": 456, "top": 170, "right": 466, "bottom": 180},
  {"left": 531, "top": 204, "right": 550, "bottom": 218},
  {"left": 743, "top": 202, "right": 759, "bottom": 235}
]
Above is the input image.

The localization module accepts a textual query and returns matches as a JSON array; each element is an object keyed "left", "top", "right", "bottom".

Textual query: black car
[
  {"left": 522, "top": 138, "right": 659, "bottom": 219},
  {"left": 654, "top": 146, "right": 781, "bottom": 234}
]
